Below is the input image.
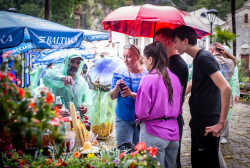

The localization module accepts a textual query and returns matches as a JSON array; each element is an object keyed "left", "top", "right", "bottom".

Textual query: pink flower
[
  {"left": 50, "top": 118, "right": 61, "bottom": 126},
  {"left": 2, "top": 51, "right": 12, "bottom": 58},
  {"left": 6, "top": 152, "right": 13, "bottom": 159},
  {"left": 5, "top": 145, "right": 12, "bottom": 151},
  {"left": 17, "top": 150, "right": 23, "bottom": 157}
]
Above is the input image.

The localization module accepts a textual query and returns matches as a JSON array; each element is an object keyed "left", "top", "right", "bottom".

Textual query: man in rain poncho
[{"left": 43, "top": 50, "right": 92, "bottom": 117}]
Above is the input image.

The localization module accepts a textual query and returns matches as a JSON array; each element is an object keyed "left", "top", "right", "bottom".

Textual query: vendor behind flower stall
[{"left": 43, "top": 50, "right": 92, "bottom": 117}]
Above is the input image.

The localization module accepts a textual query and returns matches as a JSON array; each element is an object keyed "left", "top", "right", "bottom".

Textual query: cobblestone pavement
[{"left": 98, "top": 97, "right": 250, "bottom": 168}]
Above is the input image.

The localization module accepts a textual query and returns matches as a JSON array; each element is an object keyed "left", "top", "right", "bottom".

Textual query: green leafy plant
[
  {"left": 212, "top": 26, "right": 239, "bottom": 48},
  {"left": 93, "top": 8, "right": 103, "bottom": 17},
  {"left": 2, "top": 145, "right": 33, "bottom": 168},
  {"left": 0, "top": 51, "right": 64, "bottom": 151},
  {"left": 238, "top": 59, "right": 248, "bottom": 82},
  {"left": 2, "top": 142, "right": 162, "bottom": 167}
]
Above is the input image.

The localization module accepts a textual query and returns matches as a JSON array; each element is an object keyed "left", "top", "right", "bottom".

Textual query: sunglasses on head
[{"left": 124, "top": 44, "right": 140, "bottom": 55}]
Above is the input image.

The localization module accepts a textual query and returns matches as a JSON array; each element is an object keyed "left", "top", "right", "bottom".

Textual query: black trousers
[
  {"left": 189, "top": 116, "right": 220, "bottom": 168},
  {"left": 176, "top": 124, "right": 183, "bottom": 168}
]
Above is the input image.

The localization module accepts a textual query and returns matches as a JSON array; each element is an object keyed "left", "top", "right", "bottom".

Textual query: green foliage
[
  {"left": 86, "top": 13, "right": 93, "bottom": 29},
  {"left": 124, "top": 0, "right": 131, "bottom": 5},
  {"left": 0, "top": 51, "right": 64, "bottom": 150},
  {"left": 161, "top": 1, "right": 173, "bottom": 6},
  {"left": 172, "top": 0, "right": 181, "bottom": 7},
  {"left": 37, "top": 8, "right": 53, "bottom": 20},
  {"left": 74, "top": 0, "right": 84, "bottom": 4},
  {"left": 212, "top": 26, "right": 239, "bottom": 48},
  {"left": 2, "top": 148, "right": 33, "bottom": 167},
  {"left": 135, "top": 0, "right": 144, "bottom": 5},
  {"left": 103, "top": 0, "right": 125, "bottom": 10},
  {"left": 2, "top": 142, "right": 161, "bottom": 167},
  {"left": 50, "top": 0, "right": 75, "bottom": 28},
  {"left": 19, "top": 3, "right": 41, "bottom": 17},
  {"left": 238, "top": 59, "right": 248, "bottom": 82},
  {"left": 83, "top": 0, "right": 95, "bottom": 8},
  {"left": 0, "top": 0, "right": 44, "bottom": 12},
  {"left": 93, "top": 8, "right": 103, "bottom": 17}
]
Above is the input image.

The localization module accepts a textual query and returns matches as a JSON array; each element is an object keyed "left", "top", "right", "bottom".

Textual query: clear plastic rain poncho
[
  {"left": 42, "top": 50, "right": 92, "bottom": 113},
  {"left": 90, "top": 89, "right": 116, "bottom": 138},
  {"left": 30, "top": 65, "right": 45, "bottom": 93}
]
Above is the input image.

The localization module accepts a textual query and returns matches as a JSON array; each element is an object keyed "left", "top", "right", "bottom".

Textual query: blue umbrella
[
  {"left": 37, "top": 49, "right": 95, "bottom": 65},
  {"left": 1, "top": 42, "right": 35, "bottom": 55},
  {"left": 78, "top": 29, "right": 108, "bottom": 41},
  {"left": 0, "top": 11, "right": 83, "bottom": 49},
  {"left": 87, "top": 57, "right": 124, "bottom": 86}
]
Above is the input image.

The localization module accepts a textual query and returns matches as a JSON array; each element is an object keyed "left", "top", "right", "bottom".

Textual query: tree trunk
[
  {"left": 45, "top": 0, "right": 50, "bottom": 20},
  {"left": 74, "top": 4, "right": 82, "bottom": 29},
  {"left": 231, "top": 0, "right": 236, "bottom": 57}
]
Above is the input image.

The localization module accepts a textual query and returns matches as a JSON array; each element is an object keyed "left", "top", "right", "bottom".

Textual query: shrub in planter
[{"left": 0, "top": 51, "right": 64, "bottom": 156}]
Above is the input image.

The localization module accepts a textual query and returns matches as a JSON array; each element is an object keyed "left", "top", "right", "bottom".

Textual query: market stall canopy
[
  {"left": 1, "top": 42, "right": 35, "bottom": 55},
  {"left": 102, "top": 4, "right": 210, "bottom": 39},
  {"left": 37, "top": 49, "right": 95, "bottom": 65},
  {"left": 78, "top": 29, "right": 108, "bottom": 41},
  {"left": 0, "top": 11, "right": 83, "bottom": 49}
]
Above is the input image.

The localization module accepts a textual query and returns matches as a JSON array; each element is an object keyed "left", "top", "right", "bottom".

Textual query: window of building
[
  {"left": 200, "top": 12, "right": 206, "bottom": 18},
  {"left": 245, "top": 14, "right": 248, "bottom": 24}
]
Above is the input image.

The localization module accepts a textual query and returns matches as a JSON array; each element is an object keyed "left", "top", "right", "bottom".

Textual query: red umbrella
[{"left": 102, "top": 4, "right": 210, "bottom": 39}]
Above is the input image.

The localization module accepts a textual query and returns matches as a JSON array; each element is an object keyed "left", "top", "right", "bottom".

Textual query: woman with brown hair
[
  {"left": 109, "top": 44, "right": 147, "bottom": 150},
  {"left": 134, "top": 41, "right": 182, "bottom": 168}
]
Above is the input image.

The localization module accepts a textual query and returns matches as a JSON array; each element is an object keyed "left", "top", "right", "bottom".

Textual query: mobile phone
[{"left": 119, "top": 83, "right": 126, "bottom": 91}]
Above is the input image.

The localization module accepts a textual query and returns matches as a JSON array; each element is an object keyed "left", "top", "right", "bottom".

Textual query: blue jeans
[
  {"left": 140, "top": 123, "right": 179, "bottom": 168},
  {"left": 115, "top": 116, "right": 139, "bottom": 150}
]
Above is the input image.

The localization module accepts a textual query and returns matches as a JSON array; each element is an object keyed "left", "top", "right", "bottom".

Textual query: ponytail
[{"left": 144, "top": 41, "right": 173, "bottom": 104}]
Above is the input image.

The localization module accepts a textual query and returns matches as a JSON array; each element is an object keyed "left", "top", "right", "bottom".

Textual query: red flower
[
  {"left": 19, "top": 159, "right": 26, "bottom": 166},
  {"left": 55, "top": 106, "right": 61, "bottom": 117},
  {"left": 119, "top": 151, "right": 126, "bottom": 159},
  {"left": 50, "top": 117, "right": 61, "bottom": 126},
  {"left": 147, "top": 147, "right": 157, "bottom": 157},
  {"left": 28, "top": 102, "right": 35, "bottom": 108},
  {"left": 18, "top": 89, "right": 25, "bottom": 98},
  {"left": 135, "top": 142, "right": 146, "bottom": 151},
  {"left": 8, "top": 72, "right": 15, "bottom": 81},
  {"left": 45, "top": 92, "right": 54, "bottom": 103},
  {"left": 17, "top": 150, "right": 23, "bottom": 157},
  {"left": 130, "top": 162, "right": 137, "bottom": 168},
  {"left": 0, "top": 71, "right": 5, "bottom": 80},
  {"left": 2, "top": 51, "right": 12, "bottom": 58},
  {"left": 61, "top": 162, "right": 67, "bottom": 167},
  {"left": 131, "top": 150, "right": 139, "bottom": 157}
]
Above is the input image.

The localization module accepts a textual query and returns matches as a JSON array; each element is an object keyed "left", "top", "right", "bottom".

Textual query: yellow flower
[
  {"left": 67, "top": 158, "right": 71, "bottom": 161},
  {"left": 87, "top": 153, "right": 95, "bottom": 158}
]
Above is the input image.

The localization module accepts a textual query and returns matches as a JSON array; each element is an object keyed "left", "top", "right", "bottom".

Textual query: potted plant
[{"left": 0, "top": 51, "right": 65, "bottom": 165}]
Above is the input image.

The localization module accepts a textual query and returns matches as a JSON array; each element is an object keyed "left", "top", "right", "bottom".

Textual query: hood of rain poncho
[{"left": 46, "top": 50, "right": 84, "bottom": 81}]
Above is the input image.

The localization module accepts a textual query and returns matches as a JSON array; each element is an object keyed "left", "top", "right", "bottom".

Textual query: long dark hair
[{"left": 143, "top": 41, "right": 173, "bottom": 104}]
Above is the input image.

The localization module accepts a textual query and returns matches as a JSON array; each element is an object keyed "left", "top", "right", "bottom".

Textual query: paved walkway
[{"left": 98, "top": 97, "right": 250, "bottom": 168}]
